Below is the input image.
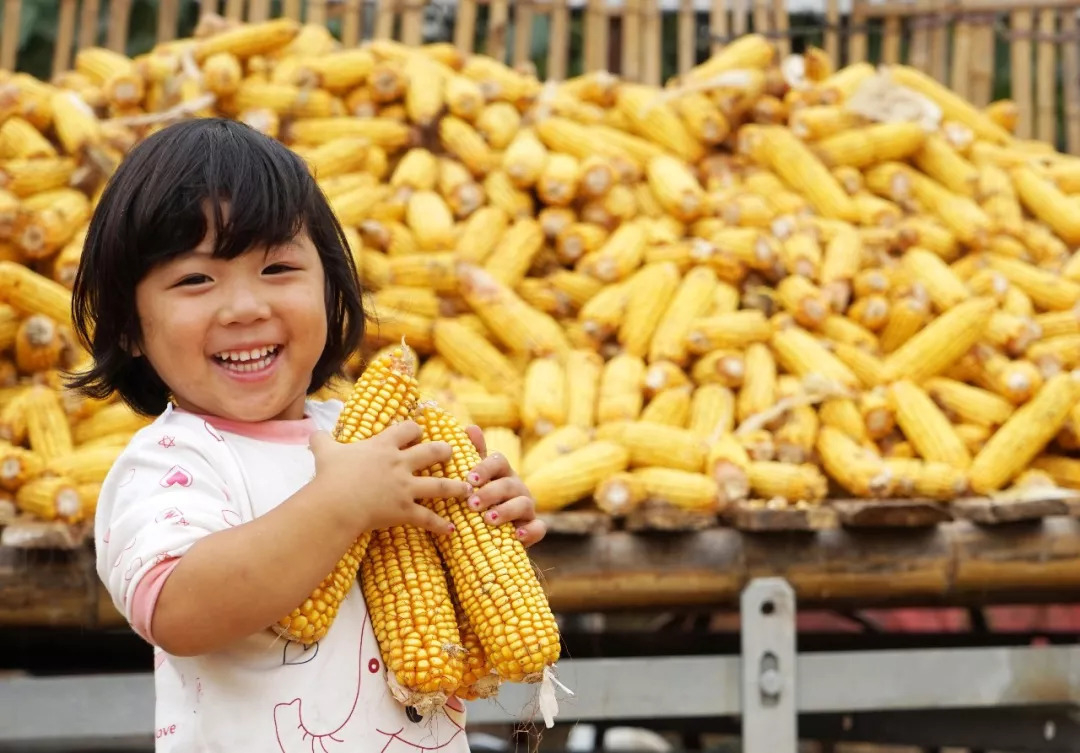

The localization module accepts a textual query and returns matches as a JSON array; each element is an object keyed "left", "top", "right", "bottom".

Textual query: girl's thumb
[{"left": 308, "top": 430, "right": 334, "bottom": 453}]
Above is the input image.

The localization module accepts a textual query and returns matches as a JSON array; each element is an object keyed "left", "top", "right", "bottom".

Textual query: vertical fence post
[
  {"left": 1012, "top": 5, "right": 1034, "bottom": 139},
  {"left": 51, "top": 0, "right": 78, "bottom": 75},
  {"left": 547, "top": 0, "right": 569, "bottom": 80},
  {"left": 1063, "top": 9, "right": 1080, "bottom": 153}
]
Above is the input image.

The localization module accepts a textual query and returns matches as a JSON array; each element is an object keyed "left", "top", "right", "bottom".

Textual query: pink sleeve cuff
[{"left": 130, "top": 557, "right": 181, "bottom": 645}]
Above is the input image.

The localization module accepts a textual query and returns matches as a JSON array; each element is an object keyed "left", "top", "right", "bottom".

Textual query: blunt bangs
[{"left": 68, "top": 118, "right": 366, "bottom": 416}]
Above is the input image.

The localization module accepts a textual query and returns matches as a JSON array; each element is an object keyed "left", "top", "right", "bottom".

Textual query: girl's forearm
[{"left": 150, "top": 477, "right": 363, "bottom": 656}]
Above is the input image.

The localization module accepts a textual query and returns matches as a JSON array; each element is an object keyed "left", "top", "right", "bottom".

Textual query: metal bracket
[{"left": 740, "top": 577, "right": 797, "bottom": 753}]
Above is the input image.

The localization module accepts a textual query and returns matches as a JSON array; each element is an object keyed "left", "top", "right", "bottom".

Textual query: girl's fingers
[
  {"left": 465, "top": 425, "right": 487, "bottom": 460},
  {"left": 479, "top": 494, "right": 535, "bottom": 527},
  {"left": 402, "top": 441, "right": 452, "bottom": 470},
  {"left": 467, "top": 477, "right": 528, "bottom": 513},
  {"left": 412, "top": 475, "right": 472, "bottom": 502},
  {"left": 410, "top": 504, "right": 455, "bottom": 536},
  {"left": 466, "top": 451, "right": 513, "bottom": 487},
  {"left": 384, "top": 420, "right": 423, "bottom": 448},
  {"left": 515, "top": 519, "right": 547, "bottom": 548}
]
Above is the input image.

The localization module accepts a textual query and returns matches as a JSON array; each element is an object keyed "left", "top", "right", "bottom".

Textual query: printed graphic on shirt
[
  {"left": 272, "top": 613, "right": 465, "bottom": 753},
  {"left": 159, "top": 465, "right": 193, "bottom": 488},
  {"left": 282, "top": 640, "right": 319, "bottom": 666}
]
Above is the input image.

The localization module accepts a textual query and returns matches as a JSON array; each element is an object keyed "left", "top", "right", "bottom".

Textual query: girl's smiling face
[{"left": 133, "top": 216, "right": 328, "bottom": 423}]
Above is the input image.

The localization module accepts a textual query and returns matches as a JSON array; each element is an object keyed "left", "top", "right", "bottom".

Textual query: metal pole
[{"left": 740, "top": 577, "right": 798, "bottom": 753}]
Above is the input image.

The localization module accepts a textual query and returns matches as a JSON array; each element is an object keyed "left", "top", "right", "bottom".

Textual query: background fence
[{"left": 3, "top": 0, "right": 1080, "bottom": 152}]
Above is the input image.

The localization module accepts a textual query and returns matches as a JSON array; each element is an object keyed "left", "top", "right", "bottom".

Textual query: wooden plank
[
  {"left": 1036, "top": 8, "right": 1058, "bottom": 145},
  {"left": 742, "top": 526, "right": 953, "bottom": 604},
  {"left": 488, "top": 0, "right": 511, "bottom": 63},
  {"left": 1, "top": 0, "right": 23, "bottom": 71},
  {"left": 512, "top": 0, "right": 535, "bottom": 70},
  {"left": 400, "top": 0, "right": 424, "bottom": 46},
  {"left": 710, "top": 0, "right": 728, "bottom": 57},
  {"left": 538, "top": 509, "right": 613, "bottom": 536},
  {"left": 52, "top": 0, "right": 79, "bottom": 75},
  {"left": 771, "top": 0, "right": 789, "bottom": 60},
  {"left": 224, "top": 0, "right": 245, "bottom": 21},
  {"left": 951, "top": 495, "right": 1073, "bottom": 525},
  {"left": 1064, "top": 9, "right": 1080, "bottom": 153},
  {"left": 729, "top": 502, "right": 839, "bottom": 532},
  {"left": 882, "top": 14, "right": 901, "bottom": 65},
  {"left": 282, "top": 0, "right": 302, "bottom": 21},
  {"left": 642, "top": 0, "right": 661, "bottom": 86},
  {"left": 951, "top": 516, "right": 1080, "bottom": 594},
  {"left": 0, "top": 499, "right": 15, "bottom": 527},
  {"left": 623, "top": 0, "right": 643, "bottom": 81},
  {"left": 832, "top": 498, "right": 954, "bottom": 528},
  {"left": 585, "top": 0, "right": 608, "bottom": 72},
  {"left": 80, "top": 0, "right": 103, "bottom": 50},
  {"left": 929, "top": 0, "right": 950, "bottom": 83},
  {"left": 248, "top": 0, "right": 270, "bottom": 23},
  {"left": 106, "top": 0, "right": 134, "bottom": 53},
  {"left": 824, "top": 0, "right": 839, "bottom": 65},
  {"left": 848, "top": 0, "right": 868, "bottom": 65},
  {"left": 372, "top": 0, "right": 394, "bottom": 39},
  {"left": 950, "top": 0, "right": 973, "bottom": 100},
  {"left": 1012, "top": 7, "right": 1035, "bottom": 139},
  {"left": 455, "top": 0, "right": 478, "bottom": 54},
  {"left": 731, "top": 0, "right": 748, "bottom": 37},
  {"left": 547, "top": 0, "right": 569, "bottom": 80},
  {"left": 909, "top": 0, "right": 932, "bottom": 73},
  {"left": 624, "top": 501, "right": 718, "bottom": 532},
  {"left": 678, "top": 0, "right": 695, "bottom": 77},
  {"left": 969, "top": 15, "right": 996, "bottom": 107},
  {"left": 156, "top": 0, "right": 181, "bottom": 44},
  {"left": 341, "top": 0, "right": 363, "bottom": 47},
  {"left": 0, "top": 517, "right": 92, "bottom": 550},
  {"left": 0, "top": 546, "right": 98, "bottom": 627}
]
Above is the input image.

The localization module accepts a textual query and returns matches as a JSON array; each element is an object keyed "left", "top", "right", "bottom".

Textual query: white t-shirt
[{"left": 95, "top": 400, "right": 471, "bottom": 753}]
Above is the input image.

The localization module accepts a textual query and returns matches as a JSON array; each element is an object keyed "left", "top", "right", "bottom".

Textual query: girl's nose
[{"left": 218, "top": 286, "right": 271, "bottom": 325}]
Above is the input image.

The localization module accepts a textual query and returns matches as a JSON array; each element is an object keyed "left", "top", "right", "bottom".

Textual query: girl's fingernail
[
  {"left": 448, "top": 524, "right": 456, "bottom": 533},
  {"left": 468, "top": 495, "right": 481, "bottom": 509},
  {"left": 488, "top": 511, "right": 498, "bottom": 522},
  {"left": 468, "top": 473, "right": 481, "bottom": 485},
  {"left": 516, "top": 528, "right": 527, "bottom": 539}
]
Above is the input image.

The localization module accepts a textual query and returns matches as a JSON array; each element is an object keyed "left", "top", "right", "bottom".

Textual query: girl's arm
[{"left": 150, "top": 474, "right": 366, "bottom": 656}]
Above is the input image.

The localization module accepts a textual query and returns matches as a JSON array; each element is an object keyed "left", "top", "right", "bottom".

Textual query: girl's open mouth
[{"left": 212, "top": 344, "right": 281, "bottom": 374}]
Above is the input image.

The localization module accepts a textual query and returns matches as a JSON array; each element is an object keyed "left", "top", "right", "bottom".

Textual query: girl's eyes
[
  {"left": 174, "top": 274, "right": 211, "bottom": 287},
  {"left": 263, "top": 263, "right": 297, "bottom": 275}
]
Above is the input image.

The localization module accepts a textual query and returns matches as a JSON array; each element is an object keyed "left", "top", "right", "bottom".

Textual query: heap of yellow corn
[{"left": 9, "top": 17, "right": 1080, "bottom": 527}]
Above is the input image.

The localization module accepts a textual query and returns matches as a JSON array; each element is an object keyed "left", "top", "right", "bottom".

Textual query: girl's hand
[
  {"left": 464, "top": 425, "right": 546, "bottom": 547},
  {"left": 309, "top": 421, "right": 469, "bottom": 537}
]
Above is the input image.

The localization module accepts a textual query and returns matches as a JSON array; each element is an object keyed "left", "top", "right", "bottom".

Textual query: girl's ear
[{"left": 119, "top": 334, "right": 142, "bottom": 357}]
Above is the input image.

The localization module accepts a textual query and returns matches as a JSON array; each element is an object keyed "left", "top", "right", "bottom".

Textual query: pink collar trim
[{"left": 173, "top": 405, "right": 317, "bottom": 445}]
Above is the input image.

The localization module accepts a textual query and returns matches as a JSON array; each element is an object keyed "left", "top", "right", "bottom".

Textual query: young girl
[{"left": 71, "top": 117, "right": 548, "bottom": 752}]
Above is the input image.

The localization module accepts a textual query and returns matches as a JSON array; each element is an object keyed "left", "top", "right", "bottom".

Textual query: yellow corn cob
[
  {"left": 277, "top": 347, "right": 420, "bottom": 647},
  {"left": 884, "top": 458, "right": 969, "bottom": 500},
  {"left": 901, "top": 247, "right": 970, "bottom": 311},
  {"left": 820, "top": 398, "right": 870, "bottom": 444},
  {"left": 404, "top": 191, "right": 456, "bottom": 251},
  {"left": 22, "top": 385, "right": 72, "bottom": 462},
  {"left": 617, "top": 262, "right": 681, "bottom": 358},
  {"left": 984, "top": 311, "right": 1041, "bottom": 357},
  {"left": 521, "top": 357, "right": 567, "bottom": 437},
  {"left": 594, "top": 471, "right": 648, "bottom": 515},
  {"left": 479, "top": 427, "right": 522, "bottom": 471},
  {"left": 969, "top": 371, "right": 1080, "bottom": 493},
  {"left": 482, "top": 218, "right": 545, "bottom": 287},
  {"left": 457, "top": 264, "right": 570, "bottom": 357},
  {"left": 889, "top": 380, "right": 971, "bottom": 469},
  {"left": 881, "top": 297, "right": 996, "bottom": 382},
  {"left": 1011, "top": 166, "right": 1080, "bottom": 245},
  {"left": 452, "top": 597, "right": 501, "bottom": 701},
  {"left": 577, "top": 219, "right": 648, "bottom": 283},
  {"left": 597, "top": 354, "right": 646, "bottom": 424},
  {"left": 685, "top": 311, "right": 772, "bottom": 355},
  {"left": 886, "top": 65, "right": 1011, "bottom": 143},
  {"left": 0, "top": 117, "right": 56, "bottom": 159},
  {"left": 645, "top": 154, "right": 706, "bottom": 223},
  {"left": 16, "top": 475, "right": 83, "bottom": 523},
  {"left": 649, "top": 266, "right": 719, "bottom": 365},
  {"left": 201, "top": 52, "right": 244, "bottom": 97},
  {"left": 194, "top": 18, "right": 300, "bottom": 61},
  {"left": 706, "top": 432, "right": 752, "bottom": 503},
  {"left": 912, "top": 134, "right": 980, "bottom": 196},
  {"left": 288, "top": 118, "right": 412, "bottom": 149},
  {"left": 451, "top": 383, "right": 520, "bottom": 429},
  {"left": 358, "top": 523, "right": 464, "bottom": 711},
  {"left": 877, "top": 296, "right": 930, "bottom": 354},
  {"left": 502, "top": 129, "right": 548, "bottom": 189},
  {"left": 690, "top": 349, "right": 746, "bottom": 389},
  {"left": 432, "top": 318, "right": 522, "bottom": 398},
  {"left": 475, "top": 102, "right": 521, "bottom": 151},
  {"left": 685, "top": 385, "right": 734, "bottom": 441},
  {"left": 0, "top": 442, "right": 42, "bottom": 491},
  {"left": 49, "top": 91, "right": 102, "bottom": 155},
  {"left": 563, "top": 349, "right": 603, "bottom": 429},
  {"left": 922, "top": 376, "right": 1014, "bottom": 428},
  {"left": 533, "top": 153, "right": 579, "bottom": 208},
  {"left": 454, "top": 206, "right": 509, "bottom": 264},
  {"left": 1031, "top": 455, "right": 1080, "bottom": 489},
  {"left": 524, "top": 439, "right": 631, "bottom": 513},
  {"left": 14, "top": 314, "right": 63, "bottom": 374},
  {"left": 631, "top": 467, "right": 722, "bottom": 512},
  {"left": 744, "top": 126, "right": 857, "bottom": 221},
  {"left": 521, "top": 425, "right": 592, "bottom": 479},
  {"left": 403, "top": 54, "right": 446, "bottom": 127},
  {"left": 747, "top": 462, "right": 828, "bottom": 504},
  {"left": 790, "top": 105, "right": 860, "bottom": 140},
  {"left": 816, "top": 426, "right": 894, "bottom": 497},
  {"left": 985, "top": 255, "right": 1080, "bottom": 311},
  {"left": 440, "top": 115, "right": 498, "bottom": 176},
  {"left": 445, "top": 74, "right": 485, "bottom": 120},
  {"left": 812, "top": 122, "right": 928, "bottom": 169},
  {"left": 770, "top": 327, "right": 859, "bottom": 388},
  {"left": 386, "top": 253, "right": 458, "bottom": 292},
  {"left": 13, "top": 188, "right": 90, "bottom": 259},
  {"left": 640, "top": 386, "right": 692, "bottom": 427},
  {"left": 775, "top": 403, "right": 820, "bottom": 463},
  {"left": 615, "top": 85, "right": 704, "bottom": 163},
  {"left": 736, "top": 343, "right": 777, "bottom": 423},
  {"left": 578, "top": 279, "right": 631, "bottom": 341},
  {"left": 596, "top": 421, "right": 707, "bottom": 473},
  {"left": 44, "top": 444, "right": 122, "bottom": 485}
]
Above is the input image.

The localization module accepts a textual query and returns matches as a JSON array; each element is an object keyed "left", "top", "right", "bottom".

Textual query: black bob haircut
[{"left": 68, "top": 117, "right": 367, "bottom": 417}]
